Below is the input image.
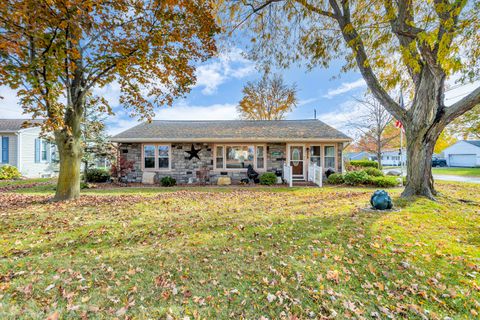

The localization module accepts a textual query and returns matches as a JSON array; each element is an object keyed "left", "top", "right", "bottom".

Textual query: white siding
[
  {"left": 0, "top": 133, "right": 18, "bottom": 168},
  {"left": 443, "top": 141, "right": 480, "bottom": 167},
  {"left": 19, "top": 128, "right": 58, "bottom": 178}
]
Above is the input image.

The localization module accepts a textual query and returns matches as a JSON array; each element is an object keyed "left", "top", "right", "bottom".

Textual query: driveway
[
  {"left": 383, "top": 167, "right": 480, "bottom": 184},
  {"left": 433, "top": 174, "right": 480, "bottom": 184}
]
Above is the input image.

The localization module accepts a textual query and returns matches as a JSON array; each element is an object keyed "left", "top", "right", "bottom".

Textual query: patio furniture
[{"left": 196, "top": 167, "right": 210, "bottom": 185}]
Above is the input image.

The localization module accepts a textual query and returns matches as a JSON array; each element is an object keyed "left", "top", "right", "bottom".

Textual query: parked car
[{"left": 432, "top": 156, "right": 447, "bottom": 167}]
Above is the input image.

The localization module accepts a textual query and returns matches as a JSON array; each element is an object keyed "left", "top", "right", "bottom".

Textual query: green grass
[
  {"left": 0, "top": 178, "right": 54, "bottom": 188},
  {"left": 432, "top": 167, "right": 480, "bottom": 177},
  {"left": 1, "top": 183, "right": 479, "bottom": 319}
]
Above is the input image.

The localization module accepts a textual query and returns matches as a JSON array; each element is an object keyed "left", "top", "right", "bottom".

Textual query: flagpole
[{"left": 400, "top": 127, "right": 403, "bottom": 178}]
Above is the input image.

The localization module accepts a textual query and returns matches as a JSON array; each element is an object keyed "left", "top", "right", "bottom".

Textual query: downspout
[
  {"left": 16, "top": 132, "right": 22, "bottom": 174},
  {"left": 342, "top": 141, "right": 351, "bottom": 174}
]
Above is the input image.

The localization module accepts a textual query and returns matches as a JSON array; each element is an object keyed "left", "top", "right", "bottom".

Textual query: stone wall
[{"left": 118, "top": 142, "right": 288, "bottom": 184}]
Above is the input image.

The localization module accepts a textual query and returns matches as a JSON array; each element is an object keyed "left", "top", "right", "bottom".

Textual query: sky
[{"left": 0, "top": 46, "right": 478, "bottom": 139}]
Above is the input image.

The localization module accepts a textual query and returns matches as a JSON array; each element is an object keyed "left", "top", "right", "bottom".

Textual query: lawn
[
  {"left": 432, "top": 167, "right": 480, "bottom": 177},
  {"left": 1, "top": 183, "right": 479, "bottom": 319}
]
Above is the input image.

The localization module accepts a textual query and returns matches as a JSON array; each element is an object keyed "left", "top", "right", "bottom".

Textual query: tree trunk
[
  {"left": 53, "top": 91, "right": 85, "bottom": 201},
  {"left": 54, "top": 130, "right": 82, "bottom": 201},
  {"left": 400, "top": 66, "right": 445, "bottom": 199},
  {"left": 401, "top": 132, "right": 437, "bottom": 198}
]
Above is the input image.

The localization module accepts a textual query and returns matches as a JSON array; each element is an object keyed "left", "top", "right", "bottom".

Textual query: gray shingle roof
[
  {"left": 111, "top": 120, "right": 351, "bottom": 142},
  {"left": 0, "top": 119, "right": 44, "bottom": 132},
  {"left": 465, "top": 140, "right": 480, "bottom": 148}
]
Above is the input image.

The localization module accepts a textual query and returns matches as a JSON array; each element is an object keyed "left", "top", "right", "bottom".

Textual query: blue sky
[{"left": 1, "top": 46, "right": 477, "bottom": 138}]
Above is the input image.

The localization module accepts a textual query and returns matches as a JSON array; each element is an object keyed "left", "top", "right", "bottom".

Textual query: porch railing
[
  {"left": 308, "top": 163, "right": 323, "bottom": 187},
  {"left": 283, "top": 162, "right": 293, "bottom": 187}
]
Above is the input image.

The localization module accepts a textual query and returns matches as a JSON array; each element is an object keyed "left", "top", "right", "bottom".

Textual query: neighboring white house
[
  {"left": 344, "top": 151, "right": 376, "bottom": 161},
  {"left": 443, "top": 140, "right": 480, "bottom": 167},
  {"left": 0, "top": 119, "right": 57, "bottom": 178},
  {"left": 380, "top": 148, "right": 406, "bottom": 167}
]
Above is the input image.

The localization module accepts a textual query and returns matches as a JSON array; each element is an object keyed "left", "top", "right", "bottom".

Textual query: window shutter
[
  {"left": 35, "top": 138, "right": 40, "bottom": 163},
  {"left": 1, "top": 136, "right": 9, "bottom": 164}
]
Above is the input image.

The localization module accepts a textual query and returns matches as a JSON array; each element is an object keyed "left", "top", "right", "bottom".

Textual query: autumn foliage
[{"left": 0, "top": 0, "right": 219, "bottom": 200}]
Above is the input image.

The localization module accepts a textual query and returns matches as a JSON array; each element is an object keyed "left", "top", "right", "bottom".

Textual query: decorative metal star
[{"left": 185, "top": 144, "right": 201, "bottom": 160}]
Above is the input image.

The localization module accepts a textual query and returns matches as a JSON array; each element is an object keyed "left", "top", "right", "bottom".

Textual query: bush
[
  {"left": 160, "top": 176, "right": 176, "bottom": 187},
  {"left": 0, "top": 165, "right": 21, "bottom": 180},
  {"left": 349, "top": 160, "right": 379, "bottom": 168},
  {"left": 86, "top": 168, "right": 111, "bottom": 182},
  {"left": 259, "top": 172, "right": 277, "bottom": 185},
  {"left": 327, "top": 173, "right": 344, "bottom": 185},
  {"left": 364, "top": 167, "right": 384, "bottom": 177},
  {"left": 344, "top": 170, "right": 369, "bottom": 185},
  {"left": 367, "top": 176, "right": 399, "bottom": 188}
]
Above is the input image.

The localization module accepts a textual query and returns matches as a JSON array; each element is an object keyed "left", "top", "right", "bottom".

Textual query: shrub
[
  {"left": 344, "top": 170, "right": 369, "bottom": 185},
  {"left": 160, "top": 176, "right": 176, "bottom": 187},
  {"left": 327, "top": 173, "right": 344, "bottom": 185},
  {"left": 259, "top": 172, "right": 277, "bottom": 185},
  {"left": 367, "top": 176, "right": 399, "bottom": 188},
  {"left": 0, "top": 165, "right": 21, "bottom": 180},
  {"left": 349, "top": 160, "right": 378, "bottom": 168},
  {"left": 86, "top": 168, "right": 111, "bottom": 182},
  {"left": 364, "top": 167, "right": 384, "bottom": 177},
  {"left": 111, "top": 157, "right": 134, "bottom": 179}
]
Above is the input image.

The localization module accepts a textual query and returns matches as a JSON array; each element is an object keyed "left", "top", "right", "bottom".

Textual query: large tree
[
  {"left": 0, "top": 0, "right": 219, "bottom": 200},
  {"left": 238, "top": 73, "right": 297, "bottom": 120},
  {"left": 223, "top": 0, "right": 480, "bottom": 198}
]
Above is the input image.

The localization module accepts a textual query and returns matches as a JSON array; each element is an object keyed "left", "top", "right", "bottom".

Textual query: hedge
[
  {"left": 363, "top": 167, "right": 384, "bottom": 177},
  {"left": 259, "top": 172, "right": 277, "bottom": 185},
  {"left": 344, "top": 170, "right": 369, "bottom": 185},
  {"left": 349, "top": 160, "right": 379, "bottom": 168},
  {"left": 160, "top": 176, "right": 176, "bottom": 187},
  {"left": 327, "top": 173, "right": 344, "bottom": 185},
  {"left": 86, "top": 168, "right": 111, "bottom": 183},
  {"left": 0, "top": 165, "right": 21, "bottom": 180}
]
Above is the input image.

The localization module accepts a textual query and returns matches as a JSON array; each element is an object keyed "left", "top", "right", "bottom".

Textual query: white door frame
[{"left": 286, "top": 144, "right": 306, "bottom": 177}]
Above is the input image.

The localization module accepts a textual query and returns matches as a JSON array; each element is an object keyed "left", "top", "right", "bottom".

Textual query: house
[
  {"left": 442, "top": 140, "right": 480, "bottom": 167},
  {"left": 0, "top": 119, "right": 57, "bottom": 178},
  {"left": 344, "top": 151, "right": 376, "bottom": 161},
  {"left": 111, "top": 120, "right": 351, "bottom": 184},
  {"left": 380, "top": 148, "right": 406, "bottom": 167}
]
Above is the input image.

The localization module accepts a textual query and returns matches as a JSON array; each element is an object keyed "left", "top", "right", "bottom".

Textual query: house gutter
[{"left": 110, "top": 138, "right": 353, "bottom": 143}]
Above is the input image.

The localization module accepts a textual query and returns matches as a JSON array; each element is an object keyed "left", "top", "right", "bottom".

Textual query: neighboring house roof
[
  {"left": 111, "top": 120, "right": 351, "bottom": 142},
  {"left": 344, "top": 151, "right": 373, "bottom": 160},
  {"left": 0, "top": 119, "right": 44, "bottom": 133},
  {"left": 465, "top": 140, "right": 480, "bottom": 148}
]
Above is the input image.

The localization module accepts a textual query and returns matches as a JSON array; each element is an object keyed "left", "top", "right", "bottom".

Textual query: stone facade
[
  {"left": 118, "top": 142, "right": 288, "bottom": 184},
  {"left": 118, "top": 142, "right": 344, "bottom": 184}
]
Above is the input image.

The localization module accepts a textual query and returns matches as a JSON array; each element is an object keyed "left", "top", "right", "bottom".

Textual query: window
[
  {"left": 41, "top": 140, "right": 48, "bottom": 161},
  {"left": 1, "top": 136, "right": 9, "bottom": 163},
  {"left": 143, "top": 144, "right": 170, "bottom": 170},
  {"left": 215, "top": 145, "right": 265, "bottom": 170},
  {"left": 226, "top": 145, "right": 254, "bottom": 168},
  {"left": 324, "top": 146, "right": 335, "bottom": 169},
  {"left": 144, "top": 145, "right": 155, "bottom": 169},
  {"left": 310, "top": 146, "right": 321, "bottom": 166},
  {"left": 256, "top": 146, "right": 265, "bottom": 169},
  {"left": 215, "top": 146, "right": 224, "bottom": 169},
  {"left": 158, "top": 145, "right": 169, "bottom": 169}
]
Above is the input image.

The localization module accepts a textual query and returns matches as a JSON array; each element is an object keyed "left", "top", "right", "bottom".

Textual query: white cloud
[
  {"left": 154, "top": 102, "right": 238, "bottom": 120},
  {"left": 323, "top": 78, "right": 366, "bottom": 99},
  {"left": 0, "top": 86, "right": 31, "bottom": 119},
  {"left": 107, "top": 102, "right": 238, "bottom": 135},
  {"left": 316, "top": 99, "right": 364, "bottom": 136},
  {"left": 194, "top": 47, "right": 255, "bottom": 95}
]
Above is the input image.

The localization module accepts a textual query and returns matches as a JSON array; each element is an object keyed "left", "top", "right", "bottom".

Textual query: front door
[{"left": 290, "top": 146, "right": 304, "bottom": 176}]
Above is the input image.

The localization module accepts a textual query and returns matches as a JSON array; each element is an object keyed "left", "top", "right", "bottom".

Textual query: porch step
[{"left": 292, "top": 181, "right": 317, "bottom": 186}]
